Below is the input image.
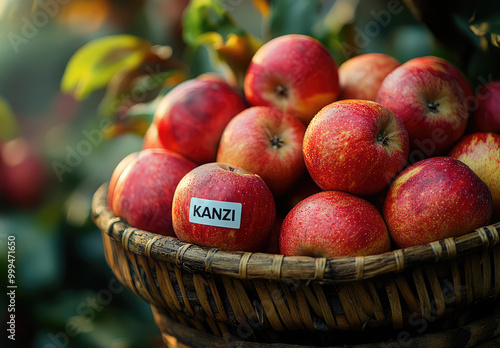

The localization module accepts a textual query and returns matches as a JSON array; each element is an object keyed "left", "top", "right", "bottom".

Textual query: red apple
[
  {"left": 383, "top": 156, "right": 493, "bottom": 248},
  {"left": 280, "top": 191, "right": 391, "bottom": 257},
  {"left": 338, "top": 53, "right": 400, "bottom": 101},
  {"left": 153, "top": 76, "right": 247, "bottom": 164},
  {"left": 108, "top": 148, "right": 197, "bottom": 236},
  {"left": 449, "top": 132, "right": 500, "bottom": 217},
  {"left": 172, "top": 163, "right": 276, "bottom": 251},
  {"left": 107, "top": 151, "right": 139, "bottom": 209},
  {"left": 216, "top": 106, "right": 306, "bottom": 195},
  {"left": 402, "top": 56, "right": 476, "bottom": 122},
  {"left": 403, "top": 56, "right": 473, "bottom": 100},
  {"left": 244, "top": 34, "right": 340, "bottom": 125},
  {"left": 303, "top": 100, "right": 409, "bottom": 196},
  {"left": 470, "top": 81, "right": 500, "bottom": 133},
  {"left": 376, "top": 64, "right": 468, "bottom": 160},
  {"left": 2, "top": 138, "right": 47, "bottom": 209}
]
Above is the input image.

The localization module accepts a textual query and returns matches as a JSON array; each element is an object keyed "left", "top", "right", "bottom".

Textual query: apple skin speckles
[
  {"left": 303, "top": 100, "right": 409, "bottom": 196},
  {"left": 280, "top": 190, "right": 391, "bottom": 257},
  {"left": 244, "top": 34, "right": 340, "bottom": 125},
  {"left": 383, "top": 156, "right": 493, "bottom": 248},
  {"left": 449, "top": 132, "right": 500, "bottom": 218}
]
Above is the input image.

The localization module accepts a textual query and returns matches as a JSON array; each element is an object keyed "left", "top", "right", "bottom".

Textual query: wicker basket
[
  {"left": 151, "top": 303, "right": 500, "bottom": 347},
  {"left": 92, "top": 183, "right": 500, "bottom": 346}
]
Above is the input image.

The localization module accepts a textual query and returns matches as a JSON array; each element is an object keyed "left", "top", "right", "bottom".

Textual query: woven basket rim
[{"left": 92, "top": 183, "right": 500, "bottom": 282}]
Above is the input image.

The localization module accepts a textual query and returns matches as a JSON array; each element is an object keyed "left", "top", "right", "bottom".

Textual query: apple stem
[
  {"left": 275, "top": 85, "right": 289, "bottom": 98},
  {"left": 427, "top": 101, "right": 440, "bottom": 113},
  {"left": 270, "top": 135, "right": 284, "bottom": 149},
  {"left": 377, "top": 132, "right": 390, "bottom": 146}
]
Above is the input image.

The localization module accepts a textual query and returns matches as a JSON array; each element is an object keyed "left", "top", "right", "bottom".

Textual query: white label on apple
[{"left": 189, "top": 197, "right": 242, "bottom": 229}]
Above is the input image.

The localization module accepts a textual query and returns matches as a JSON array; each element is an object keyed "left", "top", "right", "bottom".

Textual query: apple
[
  {"left": 153, "top": 76, "right": 247, "bottom": 164},
  {"left": 338, "top": 53, "right": 401, "bottom": 101},
  {"left": 470, "top": 81, "right": 500, "bottom": 133},
  {"left": 303, "top": 100, "right": 409, "bottom": 196},
  {"left": 383, "top": 156, "right": 493, "bottom": 248},
  {"left": 402, "top": 56, "right": 476, "bottom": 122},
  {"left": 449, "top": 132, "right": 500, "bottom": 218},
  {"left": 376, "top": 64, "right": 468, "bottom": 160},
  {"left": 402, "top": 56, "right": 473, "bottom": 100},
  {"left": 172, "top": 163, "right": 276, "bottom": 251},
  {"left": 2, "top": 138, "right": 47, "bottom": 209},
  {"left": 280, "top": 191, "right": 391, "bottom": 257},
  {"left": 108, "top": 148, "right": 197, "bottom": 236},
  {"left": 107, "top": 151, "right": 139, "bottom": 209},
  {"left": 216, "top": 106, "right": 306, "bottom": 195},
  {"left": 244, "top": 34, "right": 340, "bottom": 125}
]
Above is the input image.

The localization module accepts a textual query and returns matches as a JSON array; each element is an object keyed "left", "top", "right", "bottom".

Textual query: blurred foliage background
[{"left": 0, "top": 0, "right": 499, "bottom": 347}]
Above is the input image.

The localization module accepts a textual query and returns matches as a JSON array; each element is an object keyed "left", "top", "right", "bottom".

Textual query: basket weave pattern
[{"left": 92, "top": 184, "right": 500, "bottom": 343}]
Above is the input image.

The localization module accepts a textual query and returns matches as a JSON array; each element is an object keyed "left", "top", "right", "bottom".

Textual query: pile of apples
[{"left": 107, "top": 34, "right": 500, "bottom": 258}]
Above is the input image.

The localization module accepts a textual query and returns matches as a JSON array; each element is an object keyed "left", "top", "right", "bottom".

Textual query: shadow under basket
[{"left": 92, "top": 184, "right": 500, "bottom": 347}]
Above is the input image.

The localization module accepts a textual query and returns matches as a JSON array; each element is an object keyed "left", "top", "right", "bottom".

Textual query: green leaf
[
  {"left": 0, "top": 97, "right": 19, "bottom": 141},
  {"left": 61, "top": 35, "right": 151, "bottom": 100},
  {"left": 214, "top": 32, "right": 262, "bottom": 87},
  {"left": 182, "top": 0, "right": 262, "bottom": 86},
  {"left": 182, "top": 0, "right": 244, "bottom": 46}
]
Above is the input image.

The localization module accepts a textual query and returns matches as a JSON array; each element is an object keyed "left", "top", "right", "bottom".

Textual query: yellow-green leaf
[
  {"left": 61, "top": 35, "right": 151, "bottom": 100},
  {"left": 193, "top": 31, "right": 262, "bottom": 88}
]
